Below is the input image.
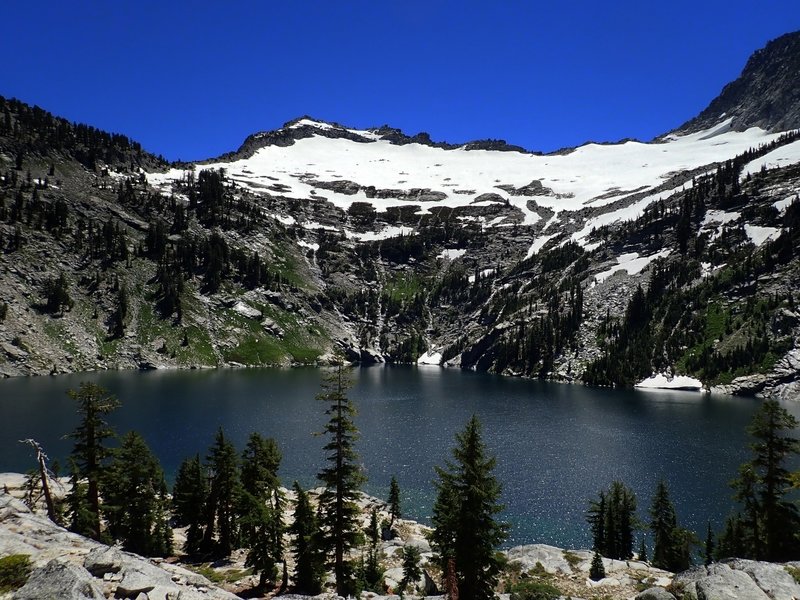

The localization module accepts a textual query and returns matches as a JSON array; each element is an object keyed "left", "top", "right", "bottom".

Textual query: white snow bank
[
  {"left": 744, "top": 224, "right": 781, "bottom": 246},
  {"left": 740, "top": 138, "right": 800, "bottom": 179},
  {"left": 468, "top": 268, "right": 495, "bottom": 283},
  {"left": 345, "top": 225, "right": 414, "bottom": 241},
  {"left": 439, "top": 248, "right": 466, "bottom": 260},
  {"left": 773, "top": 197, "right": 797, "bottom": 214},
  {"left": 594, "top": 250, "right": 671, "bottom": 284},
  {"left": 417, "top": 351, "right": 442, "bottom": 365},
  {"left": 297, "top": 240, "right": 320, "bottom": 252},
  {"left": 635, "top": 373, "right": 704, "bottom": 391},
  {"left": 525, "top": 233, "right": 558, "bottom": 259}
]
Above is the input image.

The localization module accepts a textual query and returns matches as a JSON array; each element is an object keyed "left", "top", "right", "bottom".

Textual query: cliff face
[{"left": 675, "top": 31, "right": 800, "bottom": 134}]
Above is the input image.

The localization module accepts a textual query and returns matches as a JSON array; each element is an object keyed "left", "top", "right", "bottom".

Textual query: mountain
[
  {"left": 1, "top": 33, "right": 800, "bottom": 400},
  {"left": 675, "top": 30, "right": 800, "bottom": 134}
]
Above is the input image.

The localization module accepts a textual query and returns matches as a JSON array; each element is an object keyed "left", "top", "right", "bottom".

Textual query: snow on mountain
[
  {"left": 148, "top": 119, "right": 786, "bottom": 248},
  {"left": 740, "top": 138, "right": 800, "bottom": 179}
]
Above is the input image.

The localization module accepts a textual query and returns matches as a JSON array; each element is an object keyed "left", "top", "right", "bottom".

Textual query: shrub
[
  {"left": 509, "top": 579, "right": 561, "bottom": 600},
  {"left": 0, "top": 554, "right": 32, "bottom": 593}
]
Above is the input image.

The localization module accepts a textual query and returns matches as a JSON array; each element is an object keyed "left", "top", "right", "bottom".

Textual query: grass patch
[
  {"left": 562, "top": 550, "right": 581, "bottom": 570},
  {"left": 190, "top": 564, "right": 253, "bottom": 584},
  {"left": 0, "top": 554, "right": 32, "bottom": 593},
  {"left": 384, "top": 271, "right": 424, "bottom": 302},
  {"left": 785, "top": 565, "right": 800, "bottom": 584}
]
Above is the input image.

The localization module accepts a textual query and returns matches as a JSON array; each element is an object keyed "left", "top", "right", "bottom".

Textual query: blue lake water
[{"left": 1, "top": 365, "right": 794, "bottom": 549}]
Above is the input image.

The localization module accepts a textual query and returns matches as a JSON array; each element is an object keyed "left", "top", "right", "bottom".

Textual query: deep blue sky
[{"left": 3, "top": 1, "right": 798, "bottom": 161}]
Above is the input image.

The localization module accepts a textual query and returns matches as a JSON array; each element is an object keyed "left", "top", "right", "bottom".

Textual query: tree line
[{"left": 585, "top": 398, "right": 800, "bottom": 579}]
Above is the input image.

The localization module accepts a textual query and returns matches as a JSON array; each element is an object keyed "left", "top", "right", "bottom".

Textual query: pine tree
[
  {"left": 430, "top": 415, "right": 508, "bottom": 600},
  {"left": 587, "top": 491, "right": 606, "bottom": 553},
  {"left": 649, "top": 480, "right": 678, "bottom": 570},
  {"left": 202, "top": 428, "right": 240, "bottom": 557},
  {"left": 587, "top": 482, "right": 637, "bottom": 560},
  {"left": 389, "top": 475, "right": 401, "bottom": 528},
  {"left": 103, "top": 431, "right": 172, "bottom": 557},
  {"left": 745, "top": 400, "right": 800, "bottom": 561},
  {"left": 66, "top": 382, "right": 120, "bottom": 540},
  {"left": 704, "top": 523, "right": 715, "bottom": 566},
  {"left": 65, "top": 458, "right": 93, "bottom": 536},
  {"left": 363, "top": 507, "right": 383, "bottom": 591},
  {"left": 172, "top": 454, "right": 208, "bottom": 555},
  {"left": 589, "top": 551, "right": 606, "bottom": 581},
  {"left": 638, "top": 538, "right": 648, "bottom": 563},
  {"left": 399, "top": 544, "right": 422, "bottom": 594},
  {"left": 289, "top": 482, "right": 323, "bottom": 594},
  {"left": 316, "top": 364, "right": 365, "bottom": 597},
  {"left": 240, "top": 433, "right": 285, "bottom": 589}
]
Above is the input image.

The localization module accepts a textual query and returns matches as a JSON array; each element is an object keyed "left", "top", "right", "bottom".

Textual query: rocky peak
[{"left": 675, "top": 30, "right": 800, "bottom": 135}]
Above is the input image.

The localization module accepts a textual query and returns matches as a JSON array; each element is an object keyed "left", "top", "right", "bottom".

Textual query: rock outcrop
[
  {"left": 672, "top": 560, "right": 800, "bottom": 600},
  {"left": 675, "top": 31, "right": 800, "bottom": 134},
  {"left": 0, "top": 492, "right": 240, "bottom": 600}
]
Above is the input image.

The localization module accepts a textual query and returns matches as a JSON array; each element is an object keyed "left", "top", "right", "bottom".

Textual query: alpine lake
[{"left": 2, "top": 365, "right": 797, "bottom": 549}]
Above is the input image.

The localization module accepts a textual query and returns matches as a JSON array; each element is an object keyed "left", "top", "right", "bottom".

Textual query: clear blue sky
[{"left": 3, "top": 1, "right": 798, "bottom": 161}]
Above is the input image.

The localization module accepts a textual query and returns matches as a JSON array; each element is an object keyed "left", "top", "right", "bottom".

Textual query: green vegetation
[
  {"left": 587, "top": 481, "right": 637, "bottom": 560},
  {"left": 0, "top": 554, "right": 31, "bottom": 593},
  {"left": 785, "top": 565, "right": 800, "bottom": 585},
  {"left": 718, "top": 400, "right": 800, "bottom": 561},
  {"left": 508, "top": 579, "right": 561, "bottom": 600},
  {"left": 430, "top": 415, "right": 508, "bottom": 600},
  {"left": 316, "top": 364, "right": 366, "bottom": 596},
  {"left": 190, "top": 564, "right": 253, "bottom": 584}
]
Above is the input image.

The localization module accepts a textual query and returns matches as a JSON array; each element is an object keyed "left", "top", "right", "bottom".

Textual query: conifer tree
[
  {"left": 389, "top": 475, "right": 401, "bottom": 528},
  {"left": 316, "top": 364, "right": 365, "bottom": 596},
  {"left": 289, "top": 482, "right": 323, "bottom": 594},
  {"left": 103, "top": 431, "right": 172, "bottom": 557},
  {"left": 638, "top": 538, "right": 648, "bottom": 563},
  {"left": 399, "top": 544, "right": 422, "bottom": 595},
  {"left": 704, "top": 523, "right": 715, "bottom": 566},
  {"left": 202, "top": 427, "right": 240, "bottom": 556},
  {"left": 649, "top": 479, "right": 677, "bottom": 570},
  {"left": 66, "top": 382, "right": 120, "bottom": 540},
  {"left": 430, "top": 415, "right": 508, "bottom": 600},
  {"left": 744, "top": 400, "right": 800, "bottom": 561},
  {"left": 589, "top": 551, "right": 605, "bottom": 581},
  {"left": 172, "top": 454, "right": 208, "bottom": 556},
  {"left": 65, "top": 458, "right": 93, "bottom": 536},
  {"left": 363, "top": 507, "right": 383, "bottom": 591},
  {"left": 240, "top": 433, "right": 285, "bottom": 589},
  {"left": 587, "top": 481, "right": 637, "bottom": 560}
]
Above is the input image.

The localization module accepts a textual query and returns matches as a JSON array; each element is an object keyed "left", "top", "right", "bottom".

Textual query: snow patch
[
  {"left": 417, "top": 351, "right": 442, "bottom": 365},
  {"left": 439, "top": 248, "right": 466, "bottom": 260},
  {"left": 525, "top": 233, "right": 558, "bottom": 259},
  {"left": 468, "top": 269, "right": 495, "bottom": 284},
  {"left": 744, "top": 224, "right": 781, "bottom": 246},
  {"left": 740, "top": 138, "right": 800, "bottom": 179},
  {"left": 345, "top": 226, "right": 414, "bottom": 241},
  {"left": 594, "top": 250, "right": 671, "bottom": 283},
  {"left": 773, "top": 197, "right": 797, "bottom": 215},
  {"left": 297, "top": 240, "right": 320, "bottom": 252},
  {"left": 635, "top": 373, "right": 704, "bottom": 391}
]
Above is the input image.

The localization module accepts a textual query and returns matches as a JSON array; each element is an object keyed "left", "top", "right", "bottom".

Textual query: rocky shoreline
[{"left": 3, "top": 473, "right": 800, "bottom": 600}]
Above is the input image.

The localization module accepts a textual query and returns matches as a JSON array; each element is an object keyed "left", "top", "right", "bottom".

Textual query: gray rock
[
  {"left": 728, "top": 559, "right": 800, "bottom": 600},
  {"left": 635, "top": 587, "right": 676, "bottom": 600},
  {"left": 84, "top": 545, "right": 123, "bottom": 576},
  {"left": 116, "top": 560, "right": 175, "bottom": 596},
  {"left": 673, "top": 563, "right": 771, "bottom": 600},
  {"left": 504, "top": 544, "right": 572, "bottom": 574},
  {"left": 13, "top": 559, "right": 105, "bottom": 600}
]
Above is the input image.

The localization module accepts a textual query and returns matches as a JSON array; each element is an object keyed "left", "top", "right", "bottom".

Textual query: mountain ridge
[{"left": 1, "top": 33, "right": 799, "bottom": 400}]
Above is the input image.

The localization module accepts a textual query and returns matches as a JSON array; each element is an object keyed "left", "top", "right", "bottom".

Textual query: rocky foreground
[{"left": 2, "top": 474, "right": 800, "bottom": 600}]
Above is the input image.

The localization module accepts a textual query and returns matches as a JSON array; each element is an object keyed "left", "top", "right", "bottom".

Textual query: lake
[{"left": 1, "top": 365, "right": 793, "bottom": 549}]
